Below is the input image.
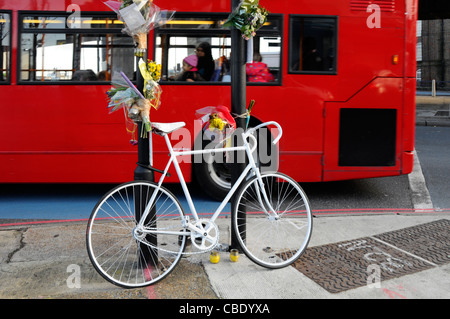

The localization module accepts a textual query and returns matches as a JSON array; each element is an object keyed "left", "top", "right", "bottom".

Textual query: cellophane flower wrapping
[
  {"left": 106, "top": 75, "right": 140, "bottom": 113},
  {"left": 223, "top": 0, "right": 269, "bottom": 40},
  {"left": 106, "top": 74, "right": 141, "bottom": 143},
  {"left": 106, "top": 66, "right": 161, "bottom": 141},
  {"left": 106, "top": 67, "right": 157, "bottom": 141},
  {"left": 104, "top": 0, "right": 175, "bottom": 56}
]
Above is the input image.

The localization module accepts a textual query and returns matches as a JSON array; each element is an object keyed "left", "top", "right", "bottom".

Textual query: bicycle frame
[{"left": 137, "top": 121, "right": 282, "bottom": 241}]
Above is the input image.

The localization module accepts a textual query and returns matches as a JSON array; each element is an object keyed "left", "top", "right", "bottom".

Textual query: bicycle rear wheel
[
  {"left": 86, "top": 181, "right": 186, "bottom": 288},
  {"left": 233, "top": 172, "right": 313, "bottom": 269}
]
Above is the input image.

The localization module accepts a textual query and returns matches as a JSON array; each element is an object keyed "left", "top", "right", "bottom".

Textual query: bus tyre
[
  {"left": 193, "top": 126, "right": 263, "bottom": 201},
  {"left": 193, "top": 140, "right": 231, "bottom": 201}
]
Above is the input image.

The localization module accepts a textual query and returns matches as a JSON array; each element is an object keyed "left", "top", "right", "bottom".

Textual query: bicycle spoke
[
  {"left": 87, "top": 181, "right": 186, "bottom": 288},
  {"left": 233, "top": 173, "right": 312, "bottom": 269}
]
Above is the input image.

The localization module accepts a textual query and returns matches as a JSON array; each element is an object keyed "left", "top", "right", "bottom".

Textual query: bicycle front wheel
[
  {"left": 86, "top": 181, "right": 187, "bottom": 288},
  {"left": 233, "top": 172, "right": 313, "bottom": 269}
]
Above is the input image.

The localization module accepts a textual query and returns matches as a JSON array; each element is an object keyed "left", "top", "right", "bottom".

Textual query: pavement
[
  {"left": 416, "top": 95, "right": 450, "bottom": 127},
  {"left": 0, "top": 96, "right": 449, "bottom": 303},
  {"left": 0, "top": 213, "right": 449, "bottom": 301}
]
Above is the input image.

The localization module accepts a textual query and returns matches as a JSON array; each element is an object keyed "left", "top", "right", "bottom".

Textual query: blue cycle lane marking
[{"left": 0, "top": 184, "right": 229, "bottom": 221}]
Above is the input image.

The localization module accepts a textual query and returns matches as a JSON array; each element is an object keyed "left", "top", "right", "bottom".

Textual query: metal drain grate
[{"left": 290, "top": 219, "right": 450, "bottom": 293}]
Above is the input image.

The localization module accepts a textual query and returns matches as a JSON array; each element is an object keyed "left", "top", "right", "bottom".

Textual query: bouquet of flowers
[
  {"left": 223, "top": 0, "right": 269, "bottom": 40},
  {"left": 132, "top": 59, "right": 163, "bottom": 136},
  {"left": 196, "top": 105, "right": 237, "bottom": 150},
  {"left": 104, "top": 0, "right": 174, "bottom": 57},
  {"left": 139, "top": 59, "right": 162, "bottom": 101},
  {"left": 106, "top": 73, "right": 141, "bottom": 144},
  {"left": 107, "top": 64, "right": 162, "bottom": 143}
]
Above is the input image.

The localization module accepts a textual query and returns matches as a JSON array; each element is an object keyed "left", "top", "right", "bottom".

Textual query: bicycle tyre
[
  {"left": 86, "top": 181, "right": 187, "bottom": 288},
  {"left": 232, "top": 172, "right": 313, "bottom": 269}
]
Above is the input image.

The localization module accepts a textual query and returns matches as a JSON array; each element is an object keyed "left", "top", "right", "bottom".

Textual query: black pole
[
  {"left": 134, "top": 48, "right": 157, "bottom": 265},
  {"left": 230, "top": 0, "right": 247, "bottom": 250}
]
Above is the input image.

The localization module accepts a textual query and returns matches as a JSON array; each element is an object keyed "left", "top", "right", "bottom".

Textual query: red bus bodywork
[{"left": 0, "top": 0, "right": 417, "bottom": 186}]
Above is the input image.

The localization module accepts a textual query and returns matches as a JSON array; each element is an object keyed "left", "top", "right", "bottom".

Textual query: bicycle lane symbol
[{"left": 338, "top": 239, "right": 414, "bottom": 289}]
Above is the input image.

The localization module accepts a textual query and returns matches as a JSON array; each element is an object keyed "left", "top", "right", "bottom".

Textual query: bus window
[
  {"left": 156, "top": 35, "right": 231, "bottom": 82},
  {"left": 18, "top": 13, "right": 135, "bottom": 83},
  {"left": 0, "top": 11, "right": 11, "bottom": 83},
  {"left": 155, "top": 13, "right": 282, "bottom": 84},
  {"left": 247, "top": 36, "right": 281, "bottom": 83},
  {"left": 289, "top": 15, "right": 337, "bottom": 74}
]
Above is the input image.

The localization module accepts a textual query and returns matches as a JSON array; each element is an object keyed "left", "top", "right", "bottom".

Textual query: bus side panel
[
  {"left": 277, "top": 154, "right": 323, "bottom": 182},
  {"left": 0, "top": 84, "right": 138, "bottom": 183},
  {"left": 267, "top": 82, "right": 326, "bottom": 182},
  {"left": 0, "top": 153, "right": 137, "bottom": 183},
  {"left": 335, "top": 15, "right": 405, "bottom": 102},
  {"left": 0, "top": 85, "right": 132, "bottom": 152},
  {"left": 323, "top": 77, "right": 404, "bottom": 181}
]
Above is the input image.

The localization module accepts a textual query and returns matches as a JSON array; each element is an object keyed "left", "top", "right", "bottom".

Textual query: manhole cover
[
  {"left": 290, "top": 219, "right": 450, "bottom": 293},
  {"left": 374, "top": 219, "right": 450, "bottom": 265}
]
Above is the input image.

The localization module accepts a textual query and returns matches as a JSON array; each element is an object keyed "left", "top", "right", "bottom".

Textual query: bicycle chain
[
  {"left": 138, "top": 234, "right": 219, "bottom": 256},
  {"left": 137, "top": 223, "right": 221, "bottom": 256}
]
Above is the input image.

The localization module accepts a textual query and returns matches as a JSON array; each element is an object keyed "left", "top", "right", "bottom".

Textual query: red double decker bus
[{"left": 0, "top": 0, "right": 417, "bottom": 200}]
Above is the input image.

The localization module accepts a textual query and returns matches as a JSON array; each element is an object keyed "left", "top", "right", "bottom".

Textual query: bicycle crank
[{"left": 189, "top": 219, "right": 219, "bottom": 251}]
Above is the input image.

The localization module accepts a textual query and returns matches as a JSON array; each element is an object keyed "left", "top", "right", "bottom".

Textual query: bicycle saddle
[{"left": 151, "top": 122, "right": 186, "bottom": 135}]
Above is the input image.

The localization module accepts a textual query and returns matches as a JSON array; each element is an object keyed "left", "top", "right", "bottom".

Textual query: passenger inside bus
[
  {"left": 195, "top": 42, "right": 215, "bottom": 81},
  {"left": 71, "top": 69, "right": 98, "bottom": 81},
  {"left": 172, "top": 54, "right": 205, "bottom": 82},
  {"left": 212, "top": 54, "right": 231, "bottom": 82},
  {"left": 97, "top": 70, "right": 109, "bottom": 81},
  {"left": 302, "top": 37, "right": 323, "bottom": 71},
  {"left": 246, "top": 52, "right": 274, "bottom": 82}
]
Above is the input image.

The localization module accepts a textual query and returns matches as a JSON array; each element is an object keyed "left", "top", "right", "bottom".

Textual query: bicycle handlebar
[{"left": 245, "top": 121, "right": 283, "bottom": 145}]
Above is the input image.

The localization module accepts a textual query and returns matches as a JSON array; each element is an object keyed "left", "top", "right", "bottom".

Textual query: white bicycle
[{"left": 86, "top": 121, "right": 313, "bottom": 288}]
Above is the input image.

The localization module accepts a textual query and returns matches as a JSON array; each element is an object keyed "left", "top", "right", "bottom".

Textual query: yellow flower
[{"left": 146, "top": 60, "right": 162, "bottom": 82}]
